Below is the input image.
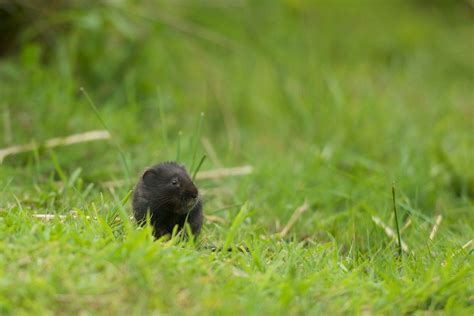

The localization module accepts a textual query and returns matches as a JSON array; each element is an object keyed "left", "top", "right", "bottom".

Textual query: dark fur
[{"left": 132, "top": 162, "right": 203, "bottom": 239}]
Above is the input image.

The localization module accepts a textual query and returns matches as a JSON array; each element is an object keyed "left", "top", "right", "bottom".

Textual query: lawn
[{"left": 0, "top": 1, "right": 473, "bottom": 314}]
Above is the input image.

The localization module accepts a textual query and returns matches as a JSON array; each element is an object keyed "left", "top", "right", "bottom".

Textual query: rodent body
[{"left": 132, "top": 162, "right": 203, "bottom": 239}]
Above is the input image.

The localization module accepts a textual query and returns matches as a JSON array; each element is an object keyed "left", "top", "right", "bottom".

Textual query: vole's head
[{"left": 140, "top": 162, "right": 199, "bottom": 215}]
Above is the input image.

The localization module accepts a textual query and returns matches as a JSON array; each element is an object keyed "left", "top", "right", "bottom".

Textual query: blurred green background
[{"left": 1, "top": 0, "right": 472, "bottom": 215}]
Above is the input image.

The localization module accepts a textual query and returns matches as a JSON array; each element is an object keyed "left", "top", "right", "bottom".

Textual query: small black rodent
[{"left": 132, "top": 162, "right": 203, "bottom": 239}]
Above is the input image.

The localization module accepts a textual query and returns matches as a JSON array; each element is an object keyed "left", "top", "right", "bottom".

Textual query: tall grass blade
[
  {"left": 80, "top": 87, "right": 131, "bottom": 180},
  {"left": 192, "top": 154, "right": 206, "bottom": 181},
  {"left": 223, "top": 202, "right": 249, "bottom": 250},
  {"left": 190, "top": 112, "right": 204, "bottom": 171},
  {"left": 392, "top": 182, "right": 402, "bottom": 258}
]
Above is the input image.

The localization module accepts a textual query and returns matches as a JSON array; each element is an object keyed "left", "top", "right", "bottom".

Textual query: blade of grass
[
  {"left": 278, "top": 199, "right": 309, "bottom": 238},
  {"left": 371, "top": 216, "right": 411, "bottom": 255},
  {"left": 429, "top": 214, "right": 443, "bottom": 241},
  {"left": 223, "top": 202, "right": 249, "bottom": 250},
  {"left": 192, "top": 154, "right": 206, "bottom": 181},
  {"left": 80, "top": 87, "right": 131, "bottom": 180},
  {"left": 392, "top": 183, "right": 402, "bottom": 258},
  {"left": 190, "top": 112, "right": 204, "bottom": 171},
  {"left": 49, "top": 150, "right": 67, "bottom": 184}
]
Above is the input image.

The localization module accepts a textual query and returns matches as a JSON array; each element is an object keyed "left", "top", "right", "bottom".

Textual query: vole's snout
[
  {"left": 187, "top": 184, "right": 198, "bottom": 199},
  {"left": 184, "top": 186, "right": 199, "bottom": 208}
]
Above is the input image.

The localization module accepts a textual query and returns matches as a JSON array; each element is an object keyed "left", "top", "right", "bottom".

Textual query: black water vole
[{"left": 132, "top": 162, "right": 203, "bottom": 239}]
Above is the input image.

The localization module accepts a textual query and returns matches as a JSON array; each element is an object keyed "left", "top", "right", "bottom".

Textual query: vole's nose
[
  {"left": 189, "top": 185, "right": 198, "bottom": 199},
  {"left": 186, "top": 189, "right": 199, "bottom": 209},
  {"left": 185, "top": 187, "right": 198, "bottom": 201}
]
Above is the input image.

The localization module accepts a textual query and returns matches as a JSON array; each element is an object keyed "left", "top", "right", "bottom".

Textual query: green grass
[{"left": 0, "top": 1, "right": 473, "bottom": 314}]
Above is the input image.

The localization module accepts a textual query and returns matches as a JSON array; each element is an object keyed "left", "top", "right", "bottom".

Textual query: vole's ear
[
  {"left": 179, "top": 164, "right": 187, "bottom": 171},
  {"left": 142, "top": 168, "right": 159, "bottom": 185}
]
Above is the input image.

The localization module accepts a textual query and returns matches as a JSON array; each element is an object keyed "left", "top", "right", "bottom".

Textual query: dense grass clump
[{"left": 0, "top": 1, "right": 472, "bottom": 314}]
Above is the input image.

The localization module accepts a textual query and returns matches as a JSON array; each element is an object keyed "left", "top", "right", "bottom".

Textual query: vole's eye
[{"left": 171, "top": 178, "right": 179, "bottom": 186}]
